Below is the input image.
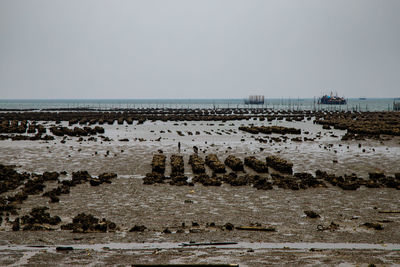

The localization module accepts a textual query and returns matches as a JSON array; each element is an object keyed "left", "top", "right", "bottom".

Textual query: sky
[{"left": 0, "top": 0, "right": 399, "bottom": 99}]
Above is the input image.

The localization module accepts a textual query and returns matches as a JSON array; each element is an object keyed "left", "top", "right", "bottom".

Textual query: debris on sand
[
  {"left": 236, "top": 226, "right": 276, "bottom": 232},
  {"left": 317, "top": 221, "right": 339, "bottom": 231},
  {"left": 129, "top": 225, "right": 147, "bottom": 232},
  {"left": 362, "top": 222, "right": 383, "bottom": 230},
  {"left": 224, "top": 222, "right": 234, "bottom": 230},
  {"left": 56, "top": 246, "right": 73, "bottom": 251},
  {"left": 304, "top": 210, "right": 320, "bottom": 218}
]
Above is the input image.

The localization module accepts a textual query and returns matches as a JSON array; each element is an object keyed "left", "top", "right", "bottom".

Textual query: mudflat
[{"left": 0, "top": 110, "right": 399, "bottom": 266}]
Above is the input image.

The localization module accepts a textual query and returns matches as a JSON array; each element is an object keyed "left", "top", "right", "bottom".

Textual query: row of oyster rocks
[
  {"left": 8, "top": 206, "right": 276, "bottom": 234},
  {"left": 144, "top": 153, "right": 400, "bottom": 190},
  {"left": 0, "top": 109, "right": 318, "bottom": 124}
]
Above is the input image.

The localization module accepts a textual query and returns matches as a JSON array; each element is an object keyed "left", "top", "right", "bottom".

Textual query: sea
[{"left": 0, "top": 98, "right": 398, "bottom": 112}]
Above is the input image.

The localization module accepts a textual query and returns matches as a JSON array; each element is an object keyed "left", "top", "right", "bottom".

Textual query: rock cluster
[
  {"left": 61, "top": 213, "right": 117, "bottom": 233},
  {"left": 151, "top": 154, "right": 166, "bottom": 174},
  {"left": 50, "top": 126, "right": 104, "bottom": 137},
  {"left": 89, "top": 173, "right": 118, "bottom": 186},
  {"left": 0, "top": 164, "right": 30, "bottom": 194},
  {"left": 192, "top": 174, "right": 222, "bottom": 186},
  {"left": 144, "top": 154, "right": 167, "bottom": 185},
  {"left": 205, "top": 154, "right": 226, "bottom": 173},
  {"left": 14, "top": 207, "right": 61, "bottom": 231},
  {"left": 224, "top": 155, "right": 244, "bottom": 171},
  {"left": 315, "top": 111, "right": 400, "bottom": 138},
  {"left": 244, "top": 156, "right": 269, "bottom": 173},
  {"left": 169, "top": 155, "right": 189, "bottom": 186},
  {"left": 266, "top": 156, "right": 293, "bottom": 174},
  {"left": 316, "top": 170, "right": 400, "bottom": 190},
  {"left": 239, "top": 126, "right": 301, "bottom": 135},
  {"left": 0, "top": 120, "right": 27, "bottom": 133},
  {"left": 0, "top": 133, "right": 54, "bottom": 141},
  {"left": 189, "top": 154, "right": 206, "bottom": 174}
]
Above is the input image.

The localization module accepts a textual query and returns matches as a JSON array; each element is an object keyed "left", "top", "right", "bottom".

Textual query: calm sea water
[{"left": 0, "top": 98, "right": 398, "bottom": 111}]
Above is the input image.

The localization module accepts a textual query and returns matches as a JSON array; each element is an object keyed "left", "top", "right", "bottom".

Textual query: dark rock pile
[
  {"left": 293, "top": 172, "right": 326, "bottom": 188},
  {"left": 0, "top": 164, "right": 30, "bottom": 194},
  {"left": 50, "top": 126, "right": 104, "bottom": 137},
  {"left": 366, "top": 172, "right": 400, "bottom": 189},
  {"left": 253, "top": 176, "right": 273, "bottom": 190},
  {"left": 244, "top": 156, "right": 269, "bottom": 173},
  {"left": 129, "top": 225, "right": 147, "bottom": 232},
  {"left": 151, "top": 154, "right": 166, "bottom": 174},
  {"left": 43, "top": 185, "right": 70, "bottom": 203},
  {"left": 192, "top": 174, "right": 222, "bottom": 186},
  {"left": 224, "top": 155, "right": 244, "bottom": 171},
  {"left": 90, "top": 173, "right": 118, "bottom": 186},
  {"left": 170, "top": 155, "right": 184, "bottom": 175},
  {"left": 266, "top": 156, "right": 293, "bottom": 174},
  {"left": 239, "top": 126, "right": 301, "bottom": 135},
  {"left": 0, "top": 133, "right": 54, "bottom": 141},
  {"left": 0, "top": 120, "right": 27, "bottom": 134},
  {"left": 222, "top": 172, "right": 253, "bottom": 186},
  {"left": 169, "top": 155, "right": 189, "bottom": 186},
  {"left": 143, "top": 172, "right": 165, "bottom": 185},
  {"left": 15, "top": 207, "right": 61, "bottom": 231},
  {"left": 316, "top": 170, "right": 400, "bottom": 190},
  {"left": 143, "top": 154, "right": 167, "bottom": 184},
  {"left": 205, "top": 154, "right": 226, "bottom": 173},
  {"left": 304, "top": 210, "right": 320, "bottom": 218},
  {"left": 189, "top": 154, "right": 206, "bottom": 174},
  {"left": 68, "top": 171, "right": 92, "bottom": 186},
  {"left": 271, "top": 172, "right": 326, "bottom": 190},
  {"left": 315, "top": 111, "right": 400, "bottom": 137},
  {"left": 61, "top": 213, "right": 117, "bottom": 233}
]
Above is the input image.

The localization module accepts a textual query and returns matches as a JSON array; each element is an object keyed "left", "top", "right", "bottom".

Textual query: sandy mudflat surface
[{"left": 0, "top": 118, "right": 399, "bottom": 266}]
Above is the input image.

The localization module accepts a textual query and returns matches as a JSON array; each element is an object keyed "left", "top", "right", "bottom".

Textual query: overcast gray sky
[{"left": 1, "top": 0, "right": 399, "bottom": 99}]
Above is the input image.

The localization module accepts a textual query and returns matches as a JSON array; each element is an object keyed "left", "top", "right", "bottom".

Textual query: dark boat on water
[
  {"left": 318, "top": 92, "right": 347, "bottom": 105},
  {"left": 394, "top": 99, "right": 400, "bottom": 111},
  {"left": 244, "top": 95, "right": 265, "bottom": 105}
]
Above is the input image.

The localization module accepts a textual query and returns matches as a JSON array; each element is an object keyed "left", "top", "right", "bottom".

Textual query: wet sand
[{"left": 0, "top": 117, "right": 399, "bottom": 266}]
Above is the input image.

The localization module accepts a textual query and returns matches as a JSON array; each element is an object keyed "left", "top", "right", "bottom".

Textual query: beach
[{"left": 0, "top": 109, "right": 399, "bottom": 266}]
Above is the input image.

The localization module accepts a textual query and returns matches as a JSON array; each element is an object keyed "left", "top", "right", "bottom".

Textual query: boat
[
  {"left": 394, "top": 99, "right": 400, "bottom": 111},
  {"left": 244, "top": 95, "right": 264, "bottom": 105},
  {"left": 359, "top": 97, "right": 367, "bottom": 100},
  {"left": 318, "top": 92, "right": 347, "bottom": 105}
]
